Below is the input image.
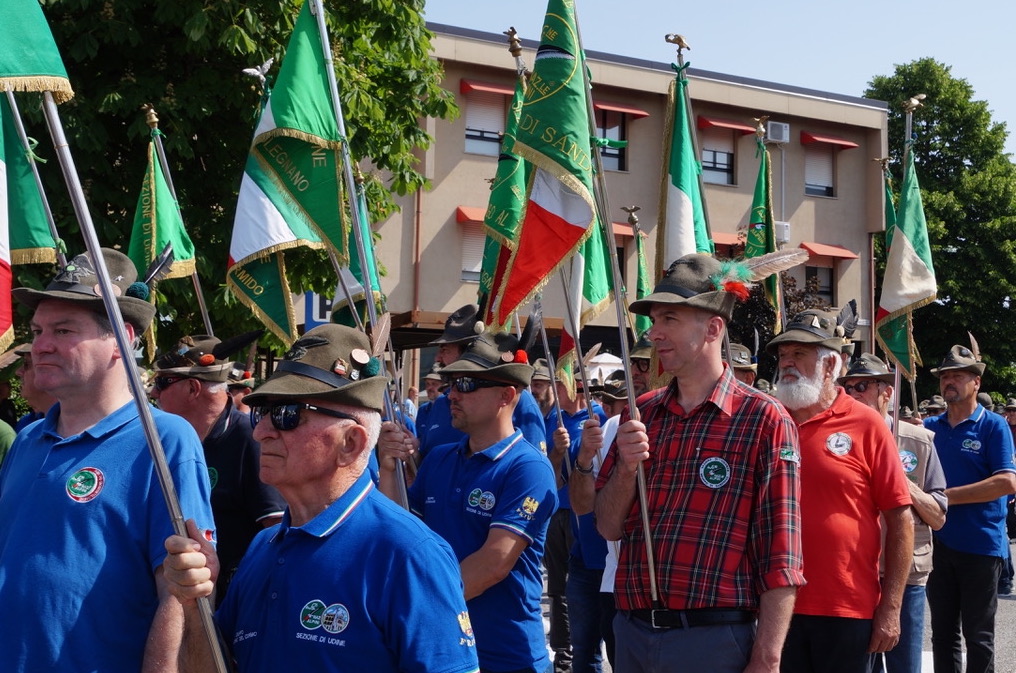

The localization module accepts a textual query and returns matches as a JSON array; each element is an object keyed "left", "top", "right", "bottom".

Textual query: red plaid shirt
[{"left": 596, "top": 366, "right": 805, "bottom": 610}]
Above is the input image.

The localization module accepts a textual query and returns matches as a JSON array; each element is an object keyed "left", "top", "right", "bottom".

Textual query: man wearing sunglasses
[
  {"left": 379, "top": 331, "right": 557, "bottom": 673},
  {"left": 768, "top": 310, "right": 913, "bottom": 673},
  {"left": 154, "top": 324, "right": 480, "bottom": 673},
  {"left": 402, "top": 304, "right": 546, "bottom": 461},
  {"left": 839, "top": 353, "right": 947, "bottom": 673},
  {"left": 594, "top": 254, "right": 804, "bottom": 673},
  {"left": 628, "top": 333, "right": 653, "bottom": 398},
  {"left": 151, "top": 333, "right": 285, "bottom": 606},
  {"left": 0, "top": 249, "right": 215, "bottom": 673}
]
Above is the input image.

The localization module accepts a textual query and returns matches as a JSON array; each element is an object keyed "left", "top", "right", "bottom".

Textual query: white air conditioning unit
[
  {"left": 767, "top": 121, "right": 790, "bottom": 144},
  {"left": 774, "top": 221, "right": 791, "bottom": 245}
]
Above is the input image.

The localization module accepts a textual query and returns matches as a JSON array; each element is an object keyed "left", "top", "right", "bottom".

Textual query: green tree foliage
[
  {"left": 866, "top": 58, "right": 1016, "bottom": 395},
  {"left": 18, "top": 0, "right": 455, "bottom": 353}
]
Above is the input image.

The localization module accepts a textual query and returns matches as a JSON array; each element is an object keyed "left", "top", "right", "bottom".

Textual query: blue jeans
[
  {"left": 870, "top": 584, "right": 925, "bottom": 673},
  {"left": 566, "top": 556, "right": 614, "bottom": 673}
]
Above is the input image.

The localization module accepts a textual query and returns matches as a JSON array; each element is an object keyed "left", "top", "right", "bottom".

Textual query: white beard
[{"left": 775, "top": 364, "right": 825, "bottom": 410}]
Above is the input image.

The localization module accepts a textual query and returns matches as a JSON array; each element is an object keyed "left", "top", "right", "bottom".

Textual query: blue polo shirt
[
  {"left": 218, "top": 471, "right": 478, "bottom": 673},
  {"left": 547, "top": 403, "right": 607, "bottom": 510},
  {"left": 417, "top": 388, "right": 546, "bottom": 458},
  {"left": 925, "top": 406, "right": 1016, "bottom": 557},
  {"left": 409, "top": 430, "right": 557, "bottom": 673},
  {"left": 0, "top": 401, "right": 214, "bottom": 672}
]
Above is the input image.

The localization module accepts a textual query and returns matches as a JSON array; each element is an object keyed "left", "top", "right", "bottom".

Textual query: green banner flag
[
  {"left": 331, "top": 183, "right": 384, "bottom": 327},
  {"left": 251, "top": 0, "right": 347, "bottom": 264},
  {"left": 3, "top": 96, "right": 57, "bottom": 265},
  {"left": 491, "top": 0, "right": 602, "bottom": 330},
  {"left": 128, "top": 130, "right": 196, "bottom": 281},
  {"left": 0, "top": 0, "right": 73, "bottom": 103},
  {"left": 747, "top": 136, "right": 783, "bottom": 331},
  {"left": 479, "top": 78, "right": 528, "bottom": 325},
  {"left": 633, "top": 226, "right": 652, "bottom": 337}
]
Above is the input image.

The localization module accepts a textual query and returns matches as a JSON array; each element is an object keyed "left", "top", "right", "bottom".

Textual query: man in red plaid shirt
[{"left": 593, "top": 254, "right": 805, "bottom": 673}]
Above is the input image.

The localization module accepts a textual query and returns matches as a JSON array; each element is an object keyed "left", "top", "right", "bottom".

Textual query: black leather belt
[{"left": 627, "top": 608, "right": 757, "bottom": 629}]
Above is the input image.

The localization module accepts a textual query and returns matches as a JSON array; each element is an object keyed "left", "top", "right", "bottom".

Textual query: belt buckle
[{"left": 650, "top": 609, "right": 670, "bottom": 629}]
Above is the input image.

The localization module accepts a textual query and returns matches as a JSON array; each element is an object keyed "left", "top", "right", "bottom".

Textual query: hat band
[
  {"left": 784, "top": 322, "right": 835, "bottom": 341},
  {"left": 276, "top": 359, "right": 354, "bottom": 390},
  {"left": 459, "top": 351, "right": 501, "bottom": 370},
  {"left": 45, "top": 281, "right": 102, "bottom": 297},
  {"left": 652, "top": 281, "right": 700, "bottom": 299}
]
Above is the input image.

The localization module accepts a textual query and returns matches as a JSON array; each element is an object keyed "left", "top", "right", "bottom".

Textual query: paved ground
[{"left": 543, "top": 541, "right": 1016, "bottom": 672}]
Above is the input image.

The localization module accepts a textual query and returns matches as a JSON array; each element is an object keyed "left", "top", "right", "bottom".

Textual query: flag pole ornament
[{"left": 0, "top": 0, "right": 73, "bottom": 103}]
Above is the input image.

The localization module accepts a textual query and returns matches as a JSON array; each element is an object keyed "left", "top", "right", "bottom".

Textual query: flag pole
[
  {"left": 142, "top": 105, "right": 215, "bottom": 336},
  {"left": 534, "top": 294, "right": 565, "bottom": 428},
  {"left": 4, "top": 86, "right": 67, "bottom": 267},
  {"left": 309, "top": 0, "right": 409, "bottom": 509},
  {"left": 572, "top": 3, "right": 660, "bottom": 605},
  {"left": 41, "top": 92, "right": 230, "bottom": 673}
]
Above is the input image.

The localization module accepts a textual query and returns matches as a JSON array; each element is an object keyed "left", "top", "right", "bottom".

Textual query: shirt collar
[
  {"left": 465, "top": 428, "right": 525, "bottom": 461},
  {"left": 664, "top": 364, "right": 736, "bottom": 417},
  {"left": 42, "top": 400, "right": 140, "bottom": 441},
  {"left": 205, "top": 396, "right": 235, "bottom": 441},
  {"left": 273, "top": 470, "right": 373, "bottom": 541}
]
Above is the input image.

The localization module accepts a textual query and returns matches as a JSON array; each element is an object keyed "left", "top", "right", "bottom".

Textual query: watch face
[{"left": 825, "top": 432, "right": 853, "bottom": 456}]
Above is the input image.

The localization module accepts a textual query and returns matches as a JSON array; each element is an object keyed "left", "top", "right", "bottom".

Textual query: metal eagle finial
[
  {"left": 902, "top": 93, "right": 927, "bottom": 113},
  {"left": 665, "top": 34, "right": 691, "bottom": 53},
  {"left": 621, "top": 205, "right": 641, "bottom": 229},
  {"left": 504, "top": 27, "right": 523, "bottom": 58},
  {"left": 754, "top": 115, "right": 770, "bottom": 140},
  {"left": 242, "top": 58, "right": 274, "bottom": 89}
]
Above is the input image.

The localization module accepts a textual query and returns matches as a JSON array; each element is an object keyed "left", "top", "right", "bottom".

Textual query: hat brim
[
  {"left": 765, "top": 329, "right": 844, "bottom": 354},
  {"left": 245, "top": 373, "right": 390, "bottom": 412},
  {"left": 930, "top": 363, "right": 986, "bottom": 377},
  {"left": 13, "top": 287, "right": 156, "bottom": 329},
  {"left": 440, "top": 360, "right": 533, "bottom": 387},
  {"left": 629, "top": 290, "right": 734, "bottom": 321},
  {"left": 837, "top": 372, "right": 895, "bottom": 385},
  {"left": 156, "top": 363, "right": 234, "bottom": 383}
]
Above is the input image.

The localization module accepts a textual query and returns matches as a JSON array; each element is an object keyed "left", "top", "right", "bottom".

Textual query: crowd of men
[{"left": 0, "top": 248, "right": 1013, "bottom": 673}]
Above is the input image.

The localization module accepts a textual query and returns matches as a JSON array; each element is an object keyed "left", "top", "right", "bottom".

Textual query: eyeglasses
[
  {"left": 153, "top": 375, "right": 193, "bottom": 392},
  {"left": 446, "top": 376, "right": 510, "bottom": 393},
  {"left": 250, "top": 402, "right": 360, "bottom": 431},
  {"left": 632, "top": 359, "right": 650, "bottom": 373},
  {"left": 842, "top": 380, "right": 880, "bottom": 395}
]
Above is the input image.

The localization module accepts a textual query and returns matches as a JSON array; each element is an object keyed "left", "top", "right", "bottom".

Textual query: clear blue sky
[{"left": 424, "top": 0, "right": 1016, "bottom": 157}]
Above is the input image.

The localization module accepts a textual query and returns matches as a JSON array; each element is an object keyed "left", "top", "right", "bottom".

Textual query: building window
[
  {"left": 464, "top": 91, "right": 506, "bottom": 156},
  {"left": 595, "top": 109, "right": 626, "bottom": 172},
  {"left": 460, "top": 224, "right": 484, "bottom": 282},
  {"left": 701, "top": 127, "right": 735, "bottom": 185},
  {"left": 804, "top": 144, "right": 835, "bottom": 197},
  {"left": 805, "top": 266, "right": 834, "bottom": 305}
]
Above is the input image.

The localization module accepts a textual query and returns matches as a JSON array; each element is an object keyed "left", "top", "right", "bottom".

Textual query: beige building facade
[{"left": 370, "top": 24, "right": 888, "bottom": 378}]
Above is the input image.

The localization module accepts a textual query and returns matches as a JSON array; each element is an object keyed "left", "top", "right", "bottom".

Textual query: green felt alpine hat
[{"left": 245, "top": 324, "right": 388, "bottom": 412}]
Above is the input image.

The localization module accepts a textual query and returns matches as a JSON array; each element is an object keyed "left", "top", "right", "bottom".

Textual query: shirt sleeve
[
  {"left": 514, "top": 390, "right": 548, "bottom": 454},
  {"left": 988, "top": 415, "right": 1016, "bottom": 475},
  {"left": 750, "top": 404, "right": 806, "bottom": 592},
  {"left": 489, "top": 452, "right": 558, "bottom": 544},
  {"left": 382, "top": 535, "right": 480, "bottom": 673}
]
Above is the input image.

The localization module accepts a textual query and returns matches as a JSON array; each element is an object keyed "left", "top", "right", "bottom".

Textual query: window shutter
[
  {"left": 465, "top": 92, "right": 504, "bottom": 136},
  {"left": 805, "top": 145, "right": 834, "bottom": 189},
  {"left": 461, "top": 224, "right": 485, "bottom": 281},
  {"left": 701, "top": 127, "right": 734, "bottom": 153}
]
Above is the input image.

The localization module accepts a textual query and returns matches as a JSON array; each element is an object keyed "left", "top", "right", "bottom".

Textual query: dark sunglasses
[
  {"left": 250, "top": 403, "right": 360, "bottom": 431},
  {"left": 842, "top": 380, "right": 880, "bottom": 395},
  {"left": 445, "top": 376, "right": 510, "bottom": 393},
  {"left": 632, "top": 358, "right": 650, "bottom": 373},
  {"left": 153, "top": 375, "right": 193, "bottom": 392}
]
